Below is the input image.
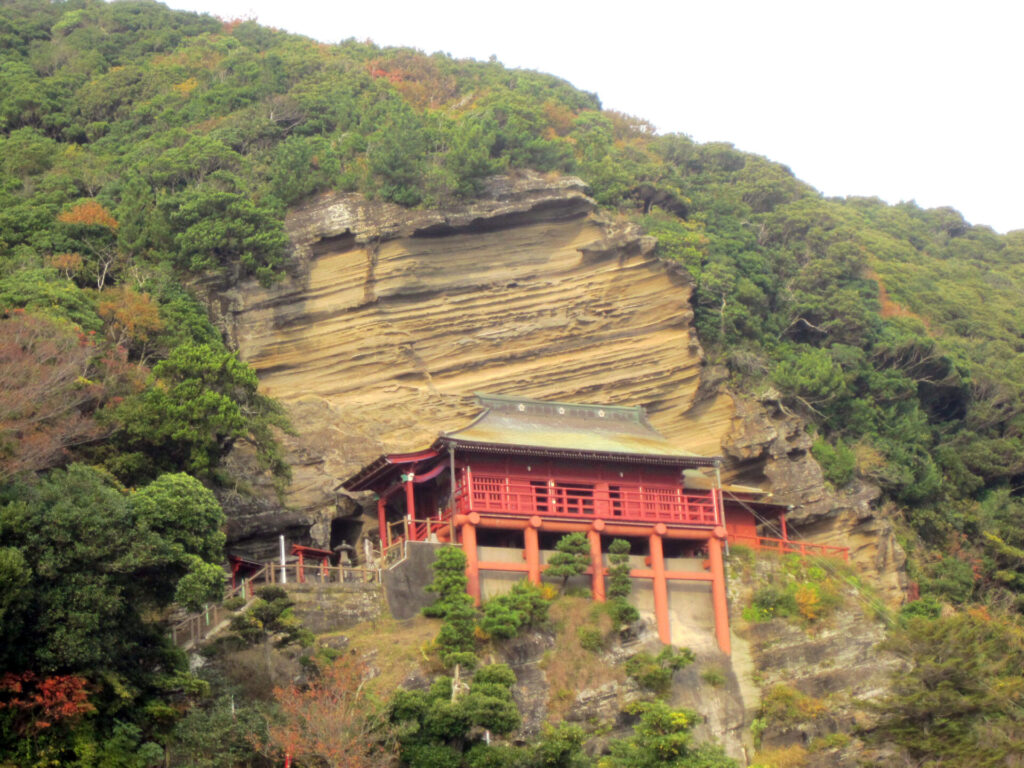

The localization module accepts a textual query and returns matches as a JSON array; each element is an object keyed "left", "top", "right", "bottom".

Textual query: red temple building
[{"left": 343, "top": 394, "right": 844, "bottom": 655}]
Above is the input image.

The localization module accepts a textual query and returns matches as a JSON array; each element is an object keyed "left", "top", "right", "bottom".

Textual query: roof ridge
[{"left": 472, "top": 391, "right": 644, "bottom": 417}]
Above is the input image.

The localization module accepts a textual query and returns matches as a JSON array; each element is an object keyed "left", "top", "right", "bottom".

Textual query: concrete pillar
[
  {"left": 649, "top": 523, "right": 670, "bottom": 644},
  {"left": 462, "top": 513, "right": 480, "bottom": 606},
  {"left": 708, "top": 529, "right": 731, "bottom": 655},
  {"left": 525, "top": 516, "right": 542, "bottom": 586},
  {"left": 589, "top": 522, "right": 605, "bottom": 602}
]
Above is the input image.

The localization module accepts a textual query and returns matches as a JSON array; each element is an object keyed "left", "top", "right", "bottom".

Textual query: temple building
[{"left": 342, "top": 394, "right": 839, "bottom": 655}]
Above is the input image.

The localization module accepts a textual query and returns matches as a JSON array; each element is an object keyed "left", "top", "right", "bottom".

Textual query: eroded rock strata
[
  {"left": 220, "top": 171, "right": 904, "bottom": 607},
  {"left": 221, "top": 172, "right": 734, "bottom": 554}
]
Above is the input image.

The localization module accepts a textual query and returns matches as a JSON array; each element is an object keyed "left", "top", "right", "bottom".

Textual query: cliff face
[
  {"left": 218, "top": 171, "right": 904, "bottom": 610},
  {"left": 219, "top": 172, "right": 735, "bottom": 554}
]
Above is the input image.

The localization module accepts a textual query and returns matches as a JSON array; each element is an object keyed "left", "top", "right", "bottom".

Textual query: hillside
[{"left": 1, "top": 1, "right": 1024, "bottom": 765}]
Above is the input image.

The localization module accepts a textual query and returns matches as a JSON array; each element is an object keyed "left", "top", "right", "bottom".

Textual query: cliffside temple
[{"left": 342, "top": 394, "right": 846, "bottom": 655}]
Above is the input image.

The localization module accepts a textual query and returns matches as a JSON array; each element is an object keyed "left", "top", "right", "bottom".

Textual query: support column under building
[
  {"left": 649, "top": 523, "right": 670, "bottom": 645},
  {"left": 589, "top": 523, "right": 605, "bottom": 602},
  {"left": 708, "top": 528, "right": 731, "bottom": 656},
  {"left": 462, "top": 513, "right": 480, "bottom": 605},
  {"left": 525, "top": 516, "right": 542, "bottom": 586}
]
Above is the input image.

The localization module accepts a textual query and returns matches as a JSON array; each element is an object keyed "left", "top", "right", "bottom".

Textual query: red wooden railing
[
  {"left": 456, "top": 473, "right": 719, "bottom": 526},
  {"left": 728, "top": 534, "right": 849, "bottom": 561}
]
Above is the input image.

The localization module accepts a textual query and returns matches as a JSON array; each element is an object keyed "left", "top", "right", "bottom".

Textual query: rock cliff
[
  {"left": 219, "top": 172, "right": 735, "bottom": 555},
  {"left": 217, "top": 171, "right": 905, "bottom": 609}
]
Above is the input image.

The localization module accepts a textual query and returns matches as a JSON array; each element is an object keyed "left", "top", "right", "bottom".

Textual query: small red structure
[
  {"left": 227, "top": 554, "right": 264, "bottom": 593},
  {"left": 342, "top": 394, "right": 842, "bottom": 654},
  {"left": 290, "top": 544, "right": 333, "bottom": 583}
]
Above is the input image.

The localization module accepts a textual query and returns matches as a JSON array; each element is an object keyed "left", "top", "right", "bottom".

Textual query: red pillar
[
  {"left": 780, "top": 512, "right": 788, "bottom": 541},
  {"left": 377, "top": 496, "right": 387, "bottom": 550},
  {"left": 403, "top": 473, "right": 416, "bottom": 539},
  {"left": 708, "top": 529, "right": 731, "bottom": 656},
  {"left": 649, "top": 524, "right": 670, "bottom": 644},
  {"left": 589, "top": 524, "right": 605, "bottom": 602},
  {"left": 297, "top": 551, "right": 305, "bottom": 583},
  {"left": 462, "top": 515, "right": 480, "bottom": 606},
  {"left": 525, "top": 516, "right": 541, "bottom": 586}
]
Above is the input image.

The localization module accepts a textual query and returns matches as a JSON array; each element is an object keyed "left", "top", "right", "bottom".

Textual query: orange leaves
[
  {"left": 264, "top": 655, "right": 392, "bottom": 768},
  {"left": 97, "top": 286, "right": 163, "bottom": 347},
  {"left": 57, "top": 200, "right": 119, "bottom": 232},
  {"left": 47, "top": 252, "right": 84, "bottom": 278},
  {"left": 0, "top": 672, "right": 95, "bottom": 734}
]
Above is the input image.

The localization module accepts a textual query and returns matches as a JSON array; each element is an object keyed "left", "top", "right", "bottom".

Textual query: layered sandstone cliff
[
  {"left": 218, "top": 172, "right": 735, "bottom": 554},
  {"left": 217, "top": 171, "right": 904, "bottom": 607}
]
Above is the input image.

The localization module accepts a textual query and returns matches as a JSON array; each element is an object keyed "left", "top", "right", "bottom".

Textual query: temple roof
[
  {"left": 438, "top": 393, "right": 718, "bottom": 466},
  {"left": 341, "top": 394, "right": 721, "bottom": 491}
]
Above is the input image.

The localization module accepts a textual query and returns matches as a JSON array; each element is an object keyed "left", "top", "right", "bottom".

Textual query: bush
[
  {"left": 701, "top": 666, "right": 726, "bottom": 687},
  {"left": 577, "top": 626, "right": 603, "bottom": 652},
  {"left": 479, "top": 580, "right": 550, "bottom": 640},
  {"left": 811, "top": 437, "right": 857, "bottom": 487},
  {"left": 624, "top": 646, "right": 695, "bottom": 695},
  {"left": 760, "top": 685, "right": 826, "bottom": 727}
]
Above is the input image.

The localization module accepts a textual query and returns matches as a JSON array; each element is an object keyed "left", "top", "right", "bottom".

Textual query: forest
[{"left": 1, "top": 0, "right": 1023, "bottom": 765}]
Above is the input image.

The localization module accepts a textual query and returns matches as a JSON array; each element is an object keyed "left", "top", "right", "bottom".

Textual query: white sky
[{"left": 166, "top": 0, "right": 1023, "bottom": 233}]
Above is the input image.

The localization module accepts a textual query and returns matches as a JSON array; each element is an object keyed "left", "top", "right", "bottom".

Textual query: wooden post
[
  {"left": 649, "top": 525, "right": 670, "bottom": 644},
  {"left": 589, "top": 524, "right": 605, "bottom": 602},
  {"left": 524, "top": 517, "right": 541, "bottom": 586},
  {"left": 403, "top": 473, "right": 416, "bottom": 539},
  {"left": 462, "top": 515, "right": 481, "bottom": 606},
  {"left": 708, "top": 530, "right": 731, "bottom": 656},
  {"left": 377, "top": 496, "right": 387, "bottom": 552}
]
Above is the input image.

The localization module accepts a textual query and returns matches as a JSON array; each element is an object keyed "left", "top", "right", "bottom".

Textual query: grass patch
[
  {"left": 323, "top": 613, "right": 441, "bottom": 695},
  {"left": 540, "top": 597, "right": 624, "bottom": 719},
  {"left": 750, "top": 744, "right": 808, "bottom": 768}
]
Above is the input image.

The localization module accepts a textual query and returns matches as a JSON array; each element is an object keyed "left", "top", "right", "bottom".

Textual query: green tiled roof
[{"left": 438, "top": 394, "right": 718, "bottom": 466}]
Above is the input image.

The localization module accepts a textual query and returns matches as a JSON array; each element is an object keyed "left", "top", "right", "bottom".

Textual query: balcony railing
[
  {"left": 728, "top": 534, "right": 849, "bottom": 561},
  {"left": 456, "top": 473, "right": 719, "bottom": 526}
]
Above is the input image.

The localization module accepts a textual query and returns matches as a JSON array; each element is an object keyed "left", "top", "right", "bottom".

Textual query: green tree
[
  {"left": 102, "top": 341, "right": 290, "bottom": 484},
  {"left": 546, "top": 532, "right": 591, "bottom": 591},
  {"left": 229, "top": 585, "right": 312, "bottom": 684},
  {"left": 0, "top": 463, "right": 225, "bottom": 675},
  {"left": 607, "top": 538, "right": 639, "bottom": 625},
  {"left": 601, "top": 699, "right": 736, "bottom": 768},
  {"left": 424, "top": 546, "right": 478, "bottom": 667}
]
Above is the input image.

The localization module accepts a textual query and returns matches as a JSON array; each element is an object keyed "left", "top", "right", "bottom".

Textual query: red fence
[
  {"left": 728, "top": 534, "right": 849, "bottom": 561},
  {"left": 457, "top": 473, "right": 719, "bottom": 526}
]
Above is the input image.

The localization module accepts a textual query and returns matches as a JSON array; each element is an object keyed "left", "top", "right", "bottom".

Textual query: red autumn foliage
[
  {"left": 263, "top": 655, "right": 392, "bottom": 768},
  {"left": 0, "top": 313, "right": 142, "bottom": 479},
  {"left": 0, "top": 672, "right": 95, "bottom": 734}
]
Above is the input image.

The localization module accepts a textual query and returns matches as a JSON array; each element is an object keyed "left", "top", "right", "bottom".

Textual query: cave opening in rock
[{"left": 330, "top": 516, "right": 363, "bottom": 564}]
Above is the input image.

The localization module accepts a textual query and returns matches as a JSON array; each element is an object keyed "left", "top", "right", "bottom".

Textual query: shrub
[
  {"left": 700, "top": 666, "right": 726, "bottom": 687},
  {"left": 760, "top": 685, "right": 826, "bottom": 727},
  {"left": 624, "top": 646, "right": 695, "bottom": 695},
  {"left": 479, "top": 580, "right": 550, "bottom": 640},
  {"left": 577, "top": 626, "right": 603, "bottom": 652}
]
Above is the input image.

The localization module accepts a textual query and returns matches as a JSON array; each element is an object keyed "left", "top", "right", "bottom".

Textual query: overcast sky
[{"left": 165, "top": 0, "right": 1022, "bottom": 233}]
